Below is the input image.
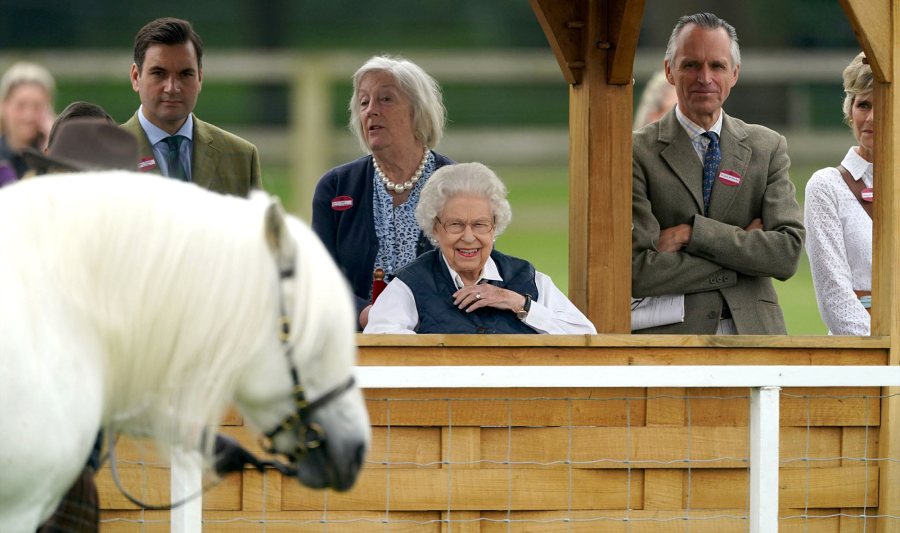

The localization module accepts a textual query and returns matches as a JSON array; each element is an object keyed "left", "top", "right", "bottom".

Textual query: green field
[{"left": 267, "top": 162, "right": 828, "bottom": 336}]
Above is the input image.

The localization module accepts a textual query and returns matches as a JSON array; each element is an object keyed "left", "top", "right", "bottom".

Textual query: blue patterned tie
[
  {"left": 701, "top": 131, "right": 720, "bottom": 216},
  {"left": 163, "top": 135, "right": 187, "bottom": 180}
]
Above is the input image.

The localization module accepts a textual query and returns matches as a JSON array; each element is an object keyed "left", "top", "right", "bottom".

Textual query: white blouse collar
[
  {"left": 841, "top": 147, "right": 874, "bottom": 188},
  {"left": 440, "top": 253, "right": 503, "bottom": 289}
]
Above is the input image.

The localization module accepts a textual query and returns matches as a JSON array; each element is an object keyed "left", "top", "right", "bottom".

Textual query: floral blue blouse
[{"left": 372, "top": 151, "right": 437, "bottom": 286}]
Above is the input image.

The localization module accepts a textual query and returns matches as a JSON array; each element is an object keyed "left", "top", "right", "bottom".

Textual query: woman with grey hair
[
  {"left": 805, "top": 51, "right": 874, "bottom": 335},
  {"left": 0, "top": 61, "right": 55, "bottom": 182},
  {"left": 634, "top": 70, "right": 677, "bottom": 129},
  {"left": 312, "top": 54, "right": 454, "bottom": 330},
  {"left": 365, "top": 162, "right": 596, "bottom": 334}
]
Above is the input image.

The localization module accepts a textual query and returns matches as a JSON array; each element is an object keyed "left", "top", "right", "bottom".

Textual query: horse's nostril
[{"left": 353, "top": 443, "right": 366, "bottom": 472}]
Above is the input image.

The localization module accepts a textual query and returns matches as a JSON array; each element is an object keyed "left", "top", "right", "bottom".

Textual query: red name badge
[
  {"left": 331, "top": 196, "right": 354, "bottom": 211},
  {"left": 138, "top": 157, "right": 157, "bottom": 172},
  {"left": 862, "top": 188, "right": 874, "bottom": 202},
  {"left": 717, "top": 170, "right": 742, "bottom": 186}
]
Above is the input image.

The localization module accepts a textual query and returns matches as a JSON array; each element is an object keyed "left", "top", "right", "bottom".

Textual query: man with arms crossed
[
  {"left": 123, "top": 17, "right": 261, "bottom": 196},
  {"left": 632, "top": 12, "right": 804, "bottom": 334}
]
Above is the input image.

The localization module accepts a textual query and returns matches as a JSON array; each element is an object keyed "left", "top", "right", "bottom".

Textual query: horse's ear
[
  {"left": 266, "top": 196, "right": 290, "bottom": 254},
  {"left": 266, "top": 196, "right": 297, "bottom": 272}
]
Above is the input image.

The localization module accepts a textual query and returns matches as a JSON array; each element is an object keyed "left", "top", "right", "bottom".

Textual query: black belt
[{"left": 720, "top": 302, "right": 732, "bottom": 320}]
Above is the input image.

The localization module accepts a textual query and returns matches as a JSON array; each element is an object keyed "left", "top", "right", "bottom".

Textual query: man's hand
[
  {"left": 656, "top": 218, "right": 762, "bottom": 255},
  {"left": 657, "top": 223, "right": 693, "bottom": 252},
  {"left": 359, "top": 304, "right": 372, "bottom": 328}
]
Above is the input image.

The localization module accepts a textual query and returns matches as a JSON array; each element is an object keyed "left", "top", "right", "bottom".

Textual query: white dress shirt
[
  {"left": 364, "top": 254, "right": 597, "bottom": 334},
  {"left": 674, "top": 104, "right": 724, "bottom": 161},
  {"left": 804, "top": 147, "right": 872, "bottom": 335}
]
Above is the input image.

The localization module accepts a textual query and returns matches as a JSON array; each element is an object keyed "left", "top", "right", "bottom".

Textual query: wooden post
[
  {"left": 289, "top": 56, "right": 332, "bottom": 220},
  {"left": 874, "top": 75, "right": 900, "bottom": 533},
  {"left": 841, "top": 1, "right": 898, "bottom": 529},
  {"left": 840, "top": 0, "right": 898, "bottom": 529},
  {"left": 531, "top": 0, "right": 644, "bottom": 333}
]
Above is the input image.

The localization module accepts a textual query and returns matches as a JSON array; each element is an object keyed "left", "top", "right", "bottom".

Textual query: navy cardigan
[{"left": 311, "top": 151, "right": 454, "bottom": 323}]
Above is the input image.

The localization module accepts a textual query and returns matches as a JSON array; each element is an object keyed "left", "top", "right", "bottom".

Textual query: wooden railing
[{"left": 98, "top": 335, "right": 900, "bottom": 532}]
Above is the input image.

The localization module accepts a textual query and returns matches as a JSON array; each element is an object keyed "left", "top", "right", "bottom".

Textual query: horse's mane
[{"left": 3, "top": 172, "right": 284, "bottom": 456}]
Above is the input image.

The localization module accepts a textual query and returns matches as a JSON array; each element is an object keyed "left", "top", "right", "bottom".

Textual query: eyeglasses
[{"left": 436, "top": 217, "right": 495, "bottom": 235}]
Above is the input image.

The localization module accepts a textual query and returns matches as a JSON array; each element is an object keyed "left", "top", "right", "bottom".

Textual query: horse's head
[{"left": 237, "top": 196, "right": 370, "bottom": 492}]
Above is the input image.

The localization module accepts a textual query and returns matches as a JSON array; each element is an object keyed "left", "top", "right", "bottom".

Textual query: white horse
[{"left": 0, "top": 172, "right": 370, "bottom": 531}]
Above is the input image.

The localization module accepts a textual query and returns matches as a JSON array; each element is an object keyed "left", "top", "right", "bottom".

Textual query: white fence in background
[
  {"left": 166, "top": 365, "right": 900, "bottom": 533},
  {"left": 0, "top": 49, "right": 857, "bottom": 215}
]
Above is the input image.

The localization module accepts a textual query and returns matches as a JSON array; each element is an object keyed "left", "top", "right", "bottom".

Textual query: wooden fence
[{"left": 97, "top": 335, "right": 900, "bottom": 532}]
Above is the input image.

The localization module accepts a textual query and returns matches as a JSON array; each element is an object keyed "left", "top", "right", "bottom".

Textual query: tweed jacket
[
  {"left": 632, "top": 110, "right": 805, "bottom": 334},
  {"left": 122, "top": 112, "right": 261, "bottom": 197}
]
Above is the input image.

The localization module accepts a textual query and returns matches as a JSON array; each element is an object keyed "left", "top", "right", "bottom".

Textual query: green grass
[
  {"left": 267, "top": 162, "right": 828, "bottom": 336},
  {"left": 494, "top": 164, "right": 570, "bottom": 291},
  {"left": 780, "top": 163, "right": 828, "bottom": 335}
]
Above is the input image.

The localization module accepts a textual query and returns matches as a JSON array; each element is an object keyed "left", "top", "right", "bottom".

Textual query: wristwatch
[{"left": 515, "top": 294, "right": 532, "bottom": 320}]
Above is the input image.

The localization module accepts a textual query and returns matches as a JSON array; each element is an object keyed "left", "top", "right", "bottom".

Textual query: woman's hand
[{"left": 453, "top": 285, "right": 526, "bottom": 313}]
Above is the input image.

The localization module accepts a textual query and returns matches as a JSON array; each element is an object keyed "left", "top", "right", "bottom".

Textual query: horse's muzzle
[{"left": 296, "top": 439, "right": 366, "bottom": 492}]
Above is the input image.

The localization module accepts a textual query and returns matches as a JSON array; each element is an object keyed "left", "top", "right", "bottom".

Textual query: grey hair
[
  {"left": 664, "top": 12, "right": 741, "bottom": 69},
  {"left": 348, "top": 54, "right": 446, "bottom": 154},
  {"left": 633, "top": 70, "right": 675, "bottom": 128},
  {"left": 415, "top": 162, "right": 512, "bottom": 241},
  {"left": 0, "top": 62, "right": 55, "bottom": 133},
  {"left": 0, "top": 62, "right": 55, "bottom": 103},
  {"left": 841, "top": 52, "right": 873, "bottom": 126}
]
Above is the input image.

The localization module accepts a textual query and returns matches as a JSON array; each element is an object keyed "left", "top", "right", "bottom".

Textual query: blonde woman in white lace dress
[{"left": 805, "top": 52, "right": 873, "bottom": 335}]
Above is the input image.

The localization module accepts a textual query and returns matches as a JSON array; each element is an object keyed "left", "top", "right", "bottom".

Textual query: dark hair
[
  {"left": 47, "top": 101, "right": 115, "bottom": 148},
  {"left": 133, "top": 17, "right": 203, "bottom": 73}
]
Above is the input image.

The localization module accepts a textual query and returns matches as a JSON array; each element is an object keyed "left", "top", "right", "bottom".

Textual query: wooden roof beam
[
  {"left": 530, "top": 0, "right": 587, "bottom": 85},
  {"left": 531, "top": 0, "right": 645, "bottom": 86},
  {"left": 605, "top": 0, "right": 645, "bottom": 85},
  {"left": 839, "top": 0, "right": 891, "bottom": 82}
]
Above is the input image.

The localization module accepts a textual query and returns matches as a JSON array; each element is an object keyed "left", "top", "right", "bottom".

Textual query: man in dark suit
[
  {"left": 122, "top": 17, "right": 261, "bottom": 197},
  {"left": 632, "top": 12, "right": 804, "bottom": 334}
]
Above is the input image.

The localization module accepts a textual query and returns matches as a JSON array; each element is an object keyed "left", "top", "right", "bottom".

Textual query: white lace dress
[{"left": 804, "top": 147, "right": 873, "bottom": 335}]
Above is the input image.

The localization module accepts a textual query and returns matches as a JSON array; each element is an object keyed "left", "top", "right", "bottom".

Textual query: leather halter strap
[
  {"left": 259, "top": 263, "right": 356, "bottom": 463},
  {"left": 837, "top": 164, "right": 873, "bottom": 219}
]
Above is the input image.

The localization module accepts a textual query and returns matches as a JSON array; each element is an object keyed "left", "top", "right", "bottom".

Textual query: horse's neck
[
  {"left": 28, "top": 179, "right": 274, "bottom": 444},
  {"left": 96, "top": 249, "right": 274, "bottom": 443}
]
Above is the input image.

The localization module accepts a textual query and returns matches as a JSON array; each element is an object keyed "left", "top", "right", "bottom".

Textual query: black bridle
[
  {"left": 108, "top": 229, "right": 358, "bottom": 510},
  {"left": 258, "top": 263, "right": 357, "bottom": 466}
]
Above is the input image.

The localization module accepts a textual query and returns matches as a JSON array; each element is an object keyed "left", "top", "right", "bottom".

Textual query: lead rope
[
  {"left": 106, "top": 432, "right": 218, "bottom": 511},
  {"left": 107, "top": 430, "right": 301, "bottom": 511}
]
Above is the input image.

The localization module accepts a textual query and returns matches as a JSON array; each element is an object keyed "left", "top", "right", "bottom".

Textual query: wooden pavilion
[{"left": 97, "top": 1, "right": 900, "bottom": 531}]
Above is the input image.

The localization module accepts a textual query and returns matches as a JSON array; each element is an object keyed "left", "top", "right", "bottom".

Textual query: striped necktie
[
  {"left": 163, "top": 135, "right": 187, "bottom": 180},
  {"left": 701, "top": 131, "right": 720, "bottom": 216}
]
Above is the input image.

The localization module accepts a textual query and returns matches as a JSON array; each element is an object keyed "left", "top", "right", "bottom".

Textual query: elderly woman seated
[{"left": 364, "top": 162, "right": 596, "bottom": 334}]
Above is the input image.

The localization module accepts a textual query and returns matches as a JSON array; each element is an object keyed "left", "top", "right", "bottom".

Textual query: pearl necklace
[{"left": 374, "top": 150, "right": 429, "bottom": 194}]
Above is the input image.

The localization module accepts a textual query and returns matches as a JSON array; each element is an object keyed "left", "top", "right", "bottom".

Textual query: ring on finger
[{"left": 476, "top": 292, "right": 482, "bottom": 300}]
